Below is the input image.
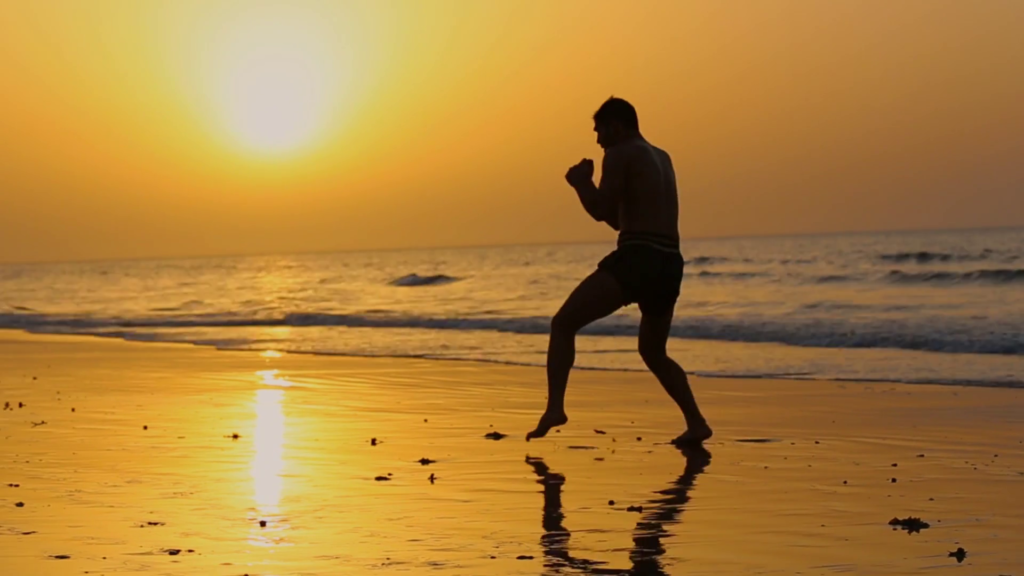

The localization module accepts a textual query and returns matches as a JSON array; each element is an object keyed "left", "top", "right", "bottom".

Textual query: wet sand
[{"left": 2, "top": 330, "right": 1023, "bottom": 575}]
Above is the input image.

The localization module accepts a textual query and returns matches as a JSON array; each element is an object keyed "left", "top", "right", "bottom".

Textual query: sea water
[{"left": 1, "top": 227, "right": 1021, "bottom": 387}]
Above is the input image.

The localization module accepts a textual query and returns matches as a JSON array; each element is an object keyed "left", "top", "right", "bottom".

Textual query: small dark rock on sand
[
  {"left": 428, "top": 473, "right": 437, "bottom": 484},
  {"left": 51, "top": 555, "right": 71, "bottom": 560},
  {"left": 229, "top": 433, "right": 240, "bottom": 440},
  {"left": 417, "top": 458, "right": 436, "bottom": 465},
  {"left": 891, "top": 478, "right": 897, "bottom": 483},
  {"left": 8, "top": 483, "right": 20, "bottom": 488},
  {"left": 594, "top": 429, "right": 607, "bottom": 435},
  {"left": 608, "top": 500, "right": 615, "bottom": 506},
  {"left": 259, "top": 520, "right": 267, "bottom": 527},
  {"left": 15, "top": 501, "right": 25, "bottom": 507},
  {"left": 484, "top": 431, "right": 507, "bottom": 440},
  {"left": 516, "top": 555, "right": 534, "bottom": 560},
  {"left": 144, "top": 425, "right": 148, "bottom": 430},
  {"left": 948, "top": 547, "right": 967, "bottom": 563},
  {"left": 167, "top": 549, "right": 182, "bottom": 556},
  {"left": 374, "top": 475, "right": 391, "bottom": 481},
  {"left": 888, "top": 516, "right": 930, "bottom": 534},
  {"left": 626, "top": 505, "right": 643, "bottom": 513}
]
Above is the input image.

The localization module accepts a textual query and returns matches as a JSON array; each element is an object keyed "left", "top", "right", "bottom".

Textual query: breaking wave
[
  {"left": 886, "top": 269, "right": 1024, "bottom": 284},
  {"left": 389, "top": 274, "right": 462, "bottom": 287},
  {"left": 1, "top": 310, "right": 1020, "bottom": 356}
]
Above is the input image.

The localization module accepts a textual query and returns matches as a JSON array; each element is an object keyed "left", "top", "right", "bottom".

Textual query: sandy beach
[{"left": 1, "top": 329, "right": 1023, "bottom": 575}]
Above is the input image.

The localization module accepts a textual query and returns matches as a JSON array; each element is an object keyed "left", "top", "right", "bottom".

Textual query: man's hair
[{"left": 593, "top": 97, "right": 639, "bottom": 130}]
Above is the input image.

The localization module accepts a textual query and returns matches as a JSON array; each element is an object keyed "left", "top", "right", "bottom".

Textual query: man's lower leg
[
  {"left": 527, "top": 327, "right": 574, "bottom": 440},
  {"left": 648, "top": 354, "right": 712, "bottom": 442}
]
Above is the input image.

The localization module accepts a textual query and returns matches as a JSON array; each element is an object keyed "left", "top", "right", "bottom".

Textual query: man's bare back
[{"left": 603, "top": 138, "right": 680, "bottom": 242}]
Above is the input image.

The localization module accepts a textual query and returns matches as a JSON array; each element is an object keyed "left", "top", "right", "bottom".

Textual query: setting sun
[{"left": 204, "top": 6, "right": 345, "bottom": 155}]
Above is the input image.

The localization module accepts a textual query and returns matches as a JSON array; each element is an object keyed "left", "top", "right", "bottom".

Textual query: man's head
[{"left": 593, "top": 97, "right": 639, "bottom": 149}]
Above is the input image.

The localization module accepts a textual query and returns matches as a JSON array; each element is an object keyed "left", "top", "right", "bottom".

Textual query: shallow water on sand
[{"left": 2, "top": 333, "right": 1024, "bottom": 575}]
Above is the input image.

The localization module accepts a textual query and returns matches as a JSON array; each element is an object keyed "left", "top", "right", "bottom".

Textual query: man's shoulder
[{"left": 605, "top": 140, "right": 647, "bottom": 162}]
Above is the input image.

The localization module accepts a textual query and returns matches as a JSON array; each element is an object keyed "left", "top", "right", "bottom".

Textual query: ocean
[{"left": 1, "top": 227, "right": 1022, "bottom": 387}]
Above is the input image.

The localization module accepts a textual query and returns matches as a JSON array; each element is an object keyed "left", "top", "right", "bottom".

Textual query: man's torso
[{"left": 613, "top": 139, "right": 680, "bottom": 252}]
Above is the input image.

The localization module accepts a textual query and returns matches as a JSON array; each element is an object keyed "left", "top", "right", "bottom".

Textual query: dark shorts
[{"left": 597, "top": 243, "right": 684, "bottom": 316}]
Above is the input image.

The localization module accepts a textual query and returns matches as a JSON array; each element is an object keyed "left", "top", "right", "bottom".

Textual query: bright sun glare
[{"left": 212, "top": 8, "right": 340, "bottom": 155}]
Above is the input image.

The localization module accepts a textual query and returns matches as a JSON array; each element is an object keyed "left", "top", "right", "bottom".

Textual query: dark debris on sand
[
  {"left": 594, "top": 429, "right": 607, "bottom": 435},
  {"left": 50, "top": 555, "right": 71, "bottom": 560},
  {"left": 626, "top": 505, "right": 644, "bottom": 513},
  {"left": 417, "top": 458, "right": 437, "bottom": 465},
  {"left": 516, "top": 555, "right": 534, "bottom": 560},
  {"left": 428, "top": 473, "right": 437, "bottom": 484},
  {"left": 948, "top": 547, "right": 967, "bottom": 563},
  {"left": 15, "top": 501, "right": 25, "bottom": 507},
  {"left": 374, "top": 475, "right": 392, "bottom": 482},
  {"left": 484, "top": 431, "right": 507, "bottom": 440},
  {"left": 888, "top": 516, "right": 930, "bottom": 534}
]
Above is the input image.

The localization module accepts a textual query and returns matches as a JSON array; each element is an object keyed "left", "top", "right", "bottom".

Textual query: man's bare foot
[
  {"left": 671, "top": 422, "right": 713, "bottom": 446},
  {"left": 526, "top": 411, "right": 568, "bottom": 441}
]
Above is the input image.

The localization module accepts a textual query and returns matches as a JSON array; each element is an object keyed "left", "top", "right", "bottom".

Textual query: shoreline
[{"left": 3, "top": 328, "right": 1016, "bottom": 390}]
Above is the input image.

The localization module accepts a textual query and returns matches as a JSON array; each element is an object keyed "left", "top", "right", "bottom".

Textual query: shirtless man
[{"left": 526, "top": 97, "right": 713, "bottom": 445}]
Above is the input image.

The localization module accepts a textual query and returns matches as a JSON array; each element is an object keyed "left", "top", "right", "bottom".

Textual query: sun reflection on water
[
  {"left": 252, "top": 388, "right": 285, "bottom": 511},
  {"left": 250, "top": 369, "right": 291, "bottom": 547}
]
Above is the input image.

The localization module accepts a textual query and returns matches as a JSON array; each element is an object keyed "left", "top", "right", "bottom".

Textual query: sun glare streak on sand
[
  {"left": 258, "top": 368, "right": 294, "bottom": 387},
  {"left": 250, "top": 387, "right": 287, "bottom": 546}
]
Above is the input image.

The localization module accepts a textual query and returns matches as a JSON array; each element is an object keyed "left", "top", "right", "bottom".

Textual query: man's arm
[{"left": 570, "top": 147, "right": 627, "bottom": 227}]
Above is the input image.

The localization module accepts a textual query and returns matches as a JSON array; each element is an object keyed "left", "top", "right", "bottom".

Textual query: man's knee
[
  {"left": 551, "top": 310, "right": 580, "bottom": 337},
  {"left": 638, "top": 341, "right": 668, "bottom": 368}
]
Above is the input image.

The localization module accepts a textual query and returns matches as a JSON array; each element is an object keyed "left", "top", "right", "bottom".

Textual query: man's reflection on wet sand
[{"left": 526, "top": 445, "right": 711, "bottom": 575}]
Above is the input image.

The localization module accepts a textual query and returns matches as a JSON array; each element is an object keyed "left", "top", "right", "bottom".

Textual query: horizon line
[{"left": 2, "top": 223, "right": 1021, "bottom": 267}]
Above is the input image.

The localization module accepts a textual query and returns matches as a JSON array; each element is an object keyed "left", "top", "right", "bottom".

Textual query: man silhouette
[{"left": 527, "top": 97, "right": 712, "bottom": 445}]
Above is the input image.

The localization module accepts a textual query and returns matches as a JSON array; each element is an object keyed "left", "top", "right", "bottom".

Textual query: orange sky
[{"left": 1, "top": 1, "right": 1022, "bottom": 263}]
